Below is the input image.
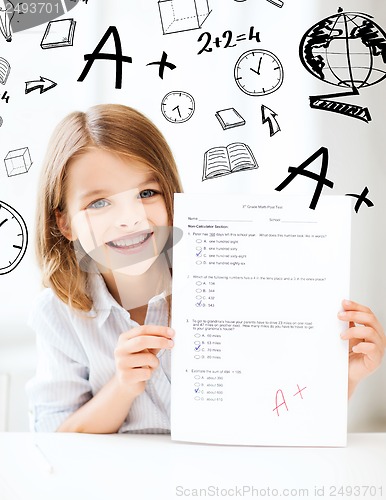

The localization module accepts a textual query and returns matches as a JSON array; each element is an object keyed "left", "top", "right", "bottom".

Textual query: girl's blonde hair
[{"left": 36, "top": 104, "right": 183, "bottom": 311}]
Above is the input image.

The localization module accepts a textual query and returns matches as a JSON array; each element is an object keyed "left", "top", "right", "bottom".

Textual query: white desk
[{"left": 0, "top": 433, "right": 385, "bottom": 500}]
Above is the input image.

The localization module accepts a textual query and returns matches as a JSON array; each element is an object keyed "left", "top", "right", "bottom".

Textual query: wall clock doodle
[
  {"left": 234, "top": 49, "right": 284, "bottom": 96},
  {"left": 0, "top": 201, "right": 28, "bottom": 275},
  {"left": 161, "top": 91, "right": 195, "bottom": 123}
]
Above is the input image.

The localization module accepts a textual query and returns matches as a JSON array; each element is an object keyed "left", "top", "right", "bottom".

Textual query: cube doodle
[
  {"left": 4, "top": 147, "right": 33, "bottom": 177},
  {"left": 158, "top": 0, "right": 211, "bottom": 35}
]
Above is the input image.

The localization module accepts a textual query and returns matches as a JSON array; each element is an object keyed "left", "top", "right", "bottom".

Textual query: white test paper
[{"left": 171, "top": 194, "right": 351, "bottom": 447}]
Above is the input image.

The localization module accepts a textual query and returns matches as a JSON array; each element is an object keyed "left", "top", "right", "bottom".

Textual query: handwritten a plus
[{"left": 146, "top": 51, "right": 176, "bottom": 79}]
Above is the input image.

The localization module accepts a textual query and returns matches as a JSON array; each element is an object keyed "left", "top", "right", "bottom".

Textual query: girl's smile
[{"left": 106, "top": 229, "right": 154, "bottom": 254}]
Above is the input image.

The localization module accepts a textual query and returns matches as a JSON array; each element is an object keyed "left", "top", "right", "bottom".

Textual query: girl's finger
[
  {"left": 117, "top": 335, "right": 174, "bottom": 354},
  {"left": 340, "top": 326, "right": 378, "bottom": 343},
  {"left": 118, "top": 352, "right": 160, "bottom": 370},
  {"left": 341, "top": 299, "right": 372, "bottom": 314},
  {"left": 119, "top": 325, "right": 175, "bottom": 341},
  {"left": 351, "top": 342, "right": 383, "bottom": 366},
  {"left": 338, "top": 310, "right": 383, "bottom": 340}
]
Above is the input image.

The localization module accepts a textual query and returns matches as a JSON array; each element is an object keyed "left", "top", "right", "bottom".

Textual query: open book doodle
[{"left": 202, "top": 142, "right": 258, "bottom": 181}]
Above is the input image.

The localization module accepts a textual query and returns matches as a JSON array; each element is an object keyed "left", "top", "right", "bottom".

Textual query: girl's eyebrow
[
  {"left": 79, "top": 177, "right": 159, "bottom": 201},
  {"left": 137, "top": 175, "right": 159, "bottom": 187},
  {"left": 79, "top": 189, "right": 108, "bottom": 201}
]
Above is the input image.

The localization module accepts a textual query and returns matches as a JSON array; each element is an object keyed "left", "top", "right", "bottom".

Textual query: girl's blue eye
[
  {"left": 139, "top": 189, "right": 157, "bottom": 199},
  {"left": 87, "top": 199, "right": 110, "bottom": 209}
]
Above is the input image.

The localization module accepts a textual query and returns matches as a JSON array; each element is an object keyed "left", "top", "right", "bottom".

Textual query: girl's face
[{"left": 58, "top": 148, "right": 170, "bottom": 275}]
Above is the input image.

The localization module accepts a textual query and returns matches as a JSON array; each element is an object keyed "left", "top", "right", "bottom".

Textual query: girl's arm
[
  {"left": 338, "top": 300, "right": 386, "bottom": 399},
  {"left": 57, "top": 325, "right": 174, "bottom": 433},
  {"left": 57, "top": 374, "right": 140, "bottom": 433}
]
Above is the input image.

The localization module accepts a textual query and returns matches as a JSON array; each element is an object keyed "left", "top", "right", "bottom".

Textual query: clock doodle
[
  {"left": 161, "top": 91, "right": 195, "bottom": 123},
  {"left": 0, "top": 201, "right": 28, "bottom": 275},
  {"left": 234, "top": 49, "right": 284, "bottom": 96}
]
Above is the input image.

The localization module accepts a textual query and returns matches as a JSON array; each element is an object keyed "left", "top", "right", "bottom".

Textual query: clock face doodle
[
  {"left": 234, "top": 49, "right": 284, "bottom": 96},
  {"left": 161, "top": 91, "right": 195, "bottom": 123},
  {"left": 0, "top": 201, "right": 28, "bottom": 275}
]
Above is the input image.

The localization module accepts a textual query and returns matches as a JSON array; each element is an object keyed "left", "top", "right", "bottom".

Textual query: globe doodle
[
  {"left": 298, "top": 8, "right": 386, "bottom": 122},
  {"left": 300, "top": 9, "right": 386, "bottom": 90}
]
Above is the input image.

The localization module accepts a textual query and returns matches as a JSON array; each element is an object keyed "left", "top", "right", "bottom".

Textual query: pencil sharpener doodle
[
  {"left": 0, "top": 201, "right": 28, "bottom": 275},
  {"left": 158, "top": 0, "right": 211, "bottom": 35},
  {"left": 4, "top": 147, "right": 33, "bottom": 177}
]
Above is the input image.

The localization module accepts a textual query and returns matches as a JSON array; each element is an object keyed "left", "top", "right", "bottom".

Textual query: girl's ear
[{"left": 55, "top": 209, "right": 76, "bottom": 241}]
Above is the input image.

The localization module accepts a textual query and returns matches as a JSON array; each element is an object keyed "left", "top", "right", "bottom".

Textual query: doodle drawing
[
  {"left": 346, "top": 187, "right": 374, "bottom": 213},
  {"left": 300, "top": 8, "right": 386, "bottom": 123},
  {"left": 0, "top": 56, "right": 10, "bottom": 84},
  {"left": 266, "top": 0, "right": 283, "bottom": 7},
  {"left": 261, "top": 105, "right": 280, "bottom": 136},
  {"left": 158, "top": 0, "right": 211, "bottom": 35},
  {"left": 25, "top": 76, "right": 57, "bottom": 95},
  {"left": 1, "top": 90, "right": 9, "bottom": 102},
  {"left": 0, "top": 200, "right": 28, "bottom": 275},
  {"left": 0, "top": 1, "right": 14, "bottom": 42},
  {"left": 4, "top": 146, "right": 32, "bottom": 177},
  {"left": 215, "top": 107, "right": 245, "bottom": 130},
  {"left": 161, "top": 91, "right": 195, "bottom": 123},
  {"left": 202, "top": 142, "right": 258, "bottom": 180},
  {"left": 146, "top": 51, "right": 176, "bottom": 79},
  {"left": 40, "top": 18, "right": 76, "bottom": 49},
  {"left": 77, "top": 26, "right": 132, "bottom": 90},
  {"left": 234, "top": 49, "right": 284, "bottom": 96}
]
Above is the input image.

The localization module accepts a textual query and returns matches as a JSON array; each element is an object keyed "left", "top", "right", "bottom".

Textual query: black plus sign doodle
[
  {"left": 77, "top": 26, "right": 132, "bottom": 89},
  {"left": 146, "top": 51, "right": 176, "bottom": 79},
  {"left": 275, "top": 147, "right": 334, "bottom": 210},
  {"left": 346, "top": 187, "right": 374, "bottom": 213}
]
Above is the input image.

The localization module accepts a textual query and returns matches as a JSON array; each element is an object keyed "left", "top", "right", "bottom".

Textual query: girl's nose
[{"left": 115, "top": 199, "right": 147, "bottom": 229}]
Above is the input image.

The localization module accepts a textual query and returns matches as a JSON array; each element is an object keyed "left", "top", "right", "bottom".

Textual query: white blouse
[{"left": 26, "top": 272, "right": 171, "bottom": 433}]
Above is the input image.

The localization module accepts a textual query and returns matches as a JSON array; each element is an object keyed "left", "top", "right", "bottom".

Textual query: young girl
[{"left": 27, "top": 104, "right": 386, "bottom": 433}]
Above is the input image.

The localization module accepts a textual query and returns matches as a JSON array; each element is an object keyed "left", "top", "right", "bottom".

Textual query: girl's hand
[
  {"left": 114, "top": 325, "right": 174, "bottom": 397},
  {"left": 338, "top": 300, "right": 386, "bottom": 397}
]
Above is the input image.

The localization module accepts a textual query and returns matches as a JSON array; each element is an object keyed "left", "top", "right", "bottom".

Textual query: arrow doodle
[
  {"left": 25, "top": 77, "right": 57, "bottom": 95},
  {"left": 261, "top": 105, "right": 281, "bottom": 136}
]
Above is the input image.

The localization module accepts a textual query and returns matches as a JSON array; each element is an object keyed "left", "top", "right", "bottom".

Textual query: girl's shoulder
[
  {"left": 29, "top": 287, "right": 93, "bottom": 359},
  {"left": 30, "top": 287, "right": 68, "bottom": 317},
  {"left": 28, "top": 287, "right": 80, "bottom": 335}
]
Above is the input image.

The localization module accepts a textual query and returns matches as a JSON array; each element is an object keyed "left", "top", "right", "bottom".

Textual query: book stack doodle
[{"left": 40, "top": 18, "right": 76, "bottom": 49}]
